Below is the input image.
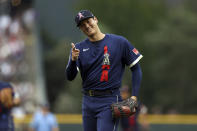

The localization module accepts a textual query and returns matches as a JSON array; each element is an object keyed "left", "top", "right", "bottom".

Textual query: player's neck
[{"left": 88, "top": 31, "right": 105, "bottom": 42}]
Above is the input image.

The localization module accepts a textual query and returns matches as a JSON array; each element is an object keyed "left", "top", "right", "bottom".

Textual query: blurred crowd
[
  {"left": 0, "top": 0, "right": 36, "bottom": 116},
  {"left": 0, "top": 1, "right": 60, "bottom": 130}
]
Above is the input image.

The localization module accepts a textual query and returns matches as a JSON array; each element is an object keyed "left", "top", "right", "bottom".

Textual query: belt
[{"left": 83, "top": 89, "right": 113, "bottom": 96}]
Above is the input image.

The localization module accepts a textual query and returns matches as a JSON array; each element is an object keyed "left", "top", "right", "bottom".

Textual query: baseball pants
[{"left": 82, "top": 89, "right": 122, "bottom": 131}]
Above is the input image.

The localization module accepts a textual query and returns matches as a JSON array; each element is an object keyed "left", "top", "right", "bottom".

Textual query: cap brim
[{"left": 77, "top": 16, "right": 94, "bottom": 27}]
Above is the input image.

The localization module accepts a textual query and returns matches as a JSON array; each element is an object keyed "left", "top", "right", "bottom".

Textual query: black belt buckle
[{"left": 89, "top": 90, "right": 94, "bottom": 96}]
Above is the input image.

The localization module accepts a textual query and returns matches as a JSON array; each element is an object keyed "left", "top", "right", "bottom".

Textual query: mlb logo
[
  {"left": 78, "top": 12, "right": 84, "bottom": 20},
  {"left": 132, "top": 48, "right": 139, "bottom": 55}
]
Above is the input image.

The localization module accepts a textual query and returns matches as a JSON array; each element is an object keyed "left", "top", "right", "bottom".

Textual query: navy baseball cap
[{"left": 75, "top": 10, "right": 94, "bottom": 27}]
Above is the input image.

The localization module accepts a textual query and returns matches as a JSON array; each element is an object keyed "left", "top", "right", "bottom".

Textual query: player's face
[{"left": 79, "top": 17, "right": 99, "bottom": 37}]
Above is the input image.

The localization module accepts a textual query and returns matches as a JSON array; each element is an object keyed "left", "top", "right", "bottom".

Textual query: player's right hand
[{"left": 71, "top": 43, "right": 80, "bottom": 61}]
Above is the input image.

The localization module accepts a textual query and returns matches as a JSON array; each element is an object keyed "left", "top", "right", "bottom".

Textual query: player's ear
[{"left": 93, "top": 17, "right": 98, "bottom": 24}]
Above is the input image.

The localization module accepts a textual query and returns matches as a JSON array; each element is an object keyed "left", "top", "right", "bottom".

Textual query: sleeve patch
[{"left": 132, "top": 48, "right": 139, "bottom": 55}]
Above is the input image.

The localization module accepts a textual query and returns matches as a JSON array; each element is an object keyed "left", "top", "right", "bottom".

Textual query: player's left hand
[{"left": 111, "top": 96, "right": 138, "bottom": 118}]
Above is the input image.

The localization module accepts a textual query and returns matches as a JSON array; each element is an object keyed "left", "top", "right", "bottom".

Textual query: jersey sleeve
[
  {"left": 65, "top": 44, "right": 81, "bottom": 81},
  {"left": 50, "top": 114, "right": 58, "bottom": 128},
  {"left": 30, "top": 111, "right": 40, "bottom": 129},
  {"left": 122, "top": 39, "right": 143, "bottom": 68}
]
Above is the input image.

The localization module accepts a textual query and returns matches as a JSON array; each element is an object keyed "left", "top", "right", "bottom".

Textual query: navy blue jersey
[
  {"left": 0, "top": 82, "right": 14, "bottom": 115},
  {"left": 67, "top": 34, "right": 142, "bottom": 90}
]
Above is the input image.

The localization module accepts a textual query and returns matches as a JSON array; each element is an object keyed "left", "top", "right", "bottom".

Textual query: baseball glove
[
  {"left": 0, "top": 88, "right": 13, "bottom": 108},
  {"left": 111, "top": 97, "right": 138, "bottom": 118}
]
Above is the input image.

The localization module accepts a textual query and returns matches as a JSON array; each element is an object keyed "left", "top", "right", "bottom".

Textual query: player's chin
[{"left": 86, "top": 31, "right": 95, "bottom": 37}]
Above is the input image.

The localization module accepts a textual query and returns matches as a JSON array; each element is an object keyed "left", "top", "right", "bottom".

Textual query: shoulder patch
[{"left": 132, "top": 48, "right": 139, "bottom": 55}]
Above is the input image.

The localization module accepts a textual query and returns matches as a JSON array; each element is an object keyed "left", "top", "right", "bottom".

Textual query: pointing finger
[{"left": 71, "top": 43, "right": 76, "bottom": 50}]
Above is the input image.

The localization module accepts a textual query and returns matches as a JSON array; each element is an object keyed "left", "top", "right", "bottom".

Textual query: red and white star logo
[{"left": 78, "top": 12, "right": 84, "bottom": 20}]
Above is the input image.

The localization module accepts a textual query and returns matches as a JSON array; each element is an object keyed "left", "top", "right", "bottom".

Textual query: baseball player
[
  {"left": 0, "top": 81, "right": 20, "bottom": 131},
  {"left": 66, "top": 10, "right": 143, "bottom": 131}
]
